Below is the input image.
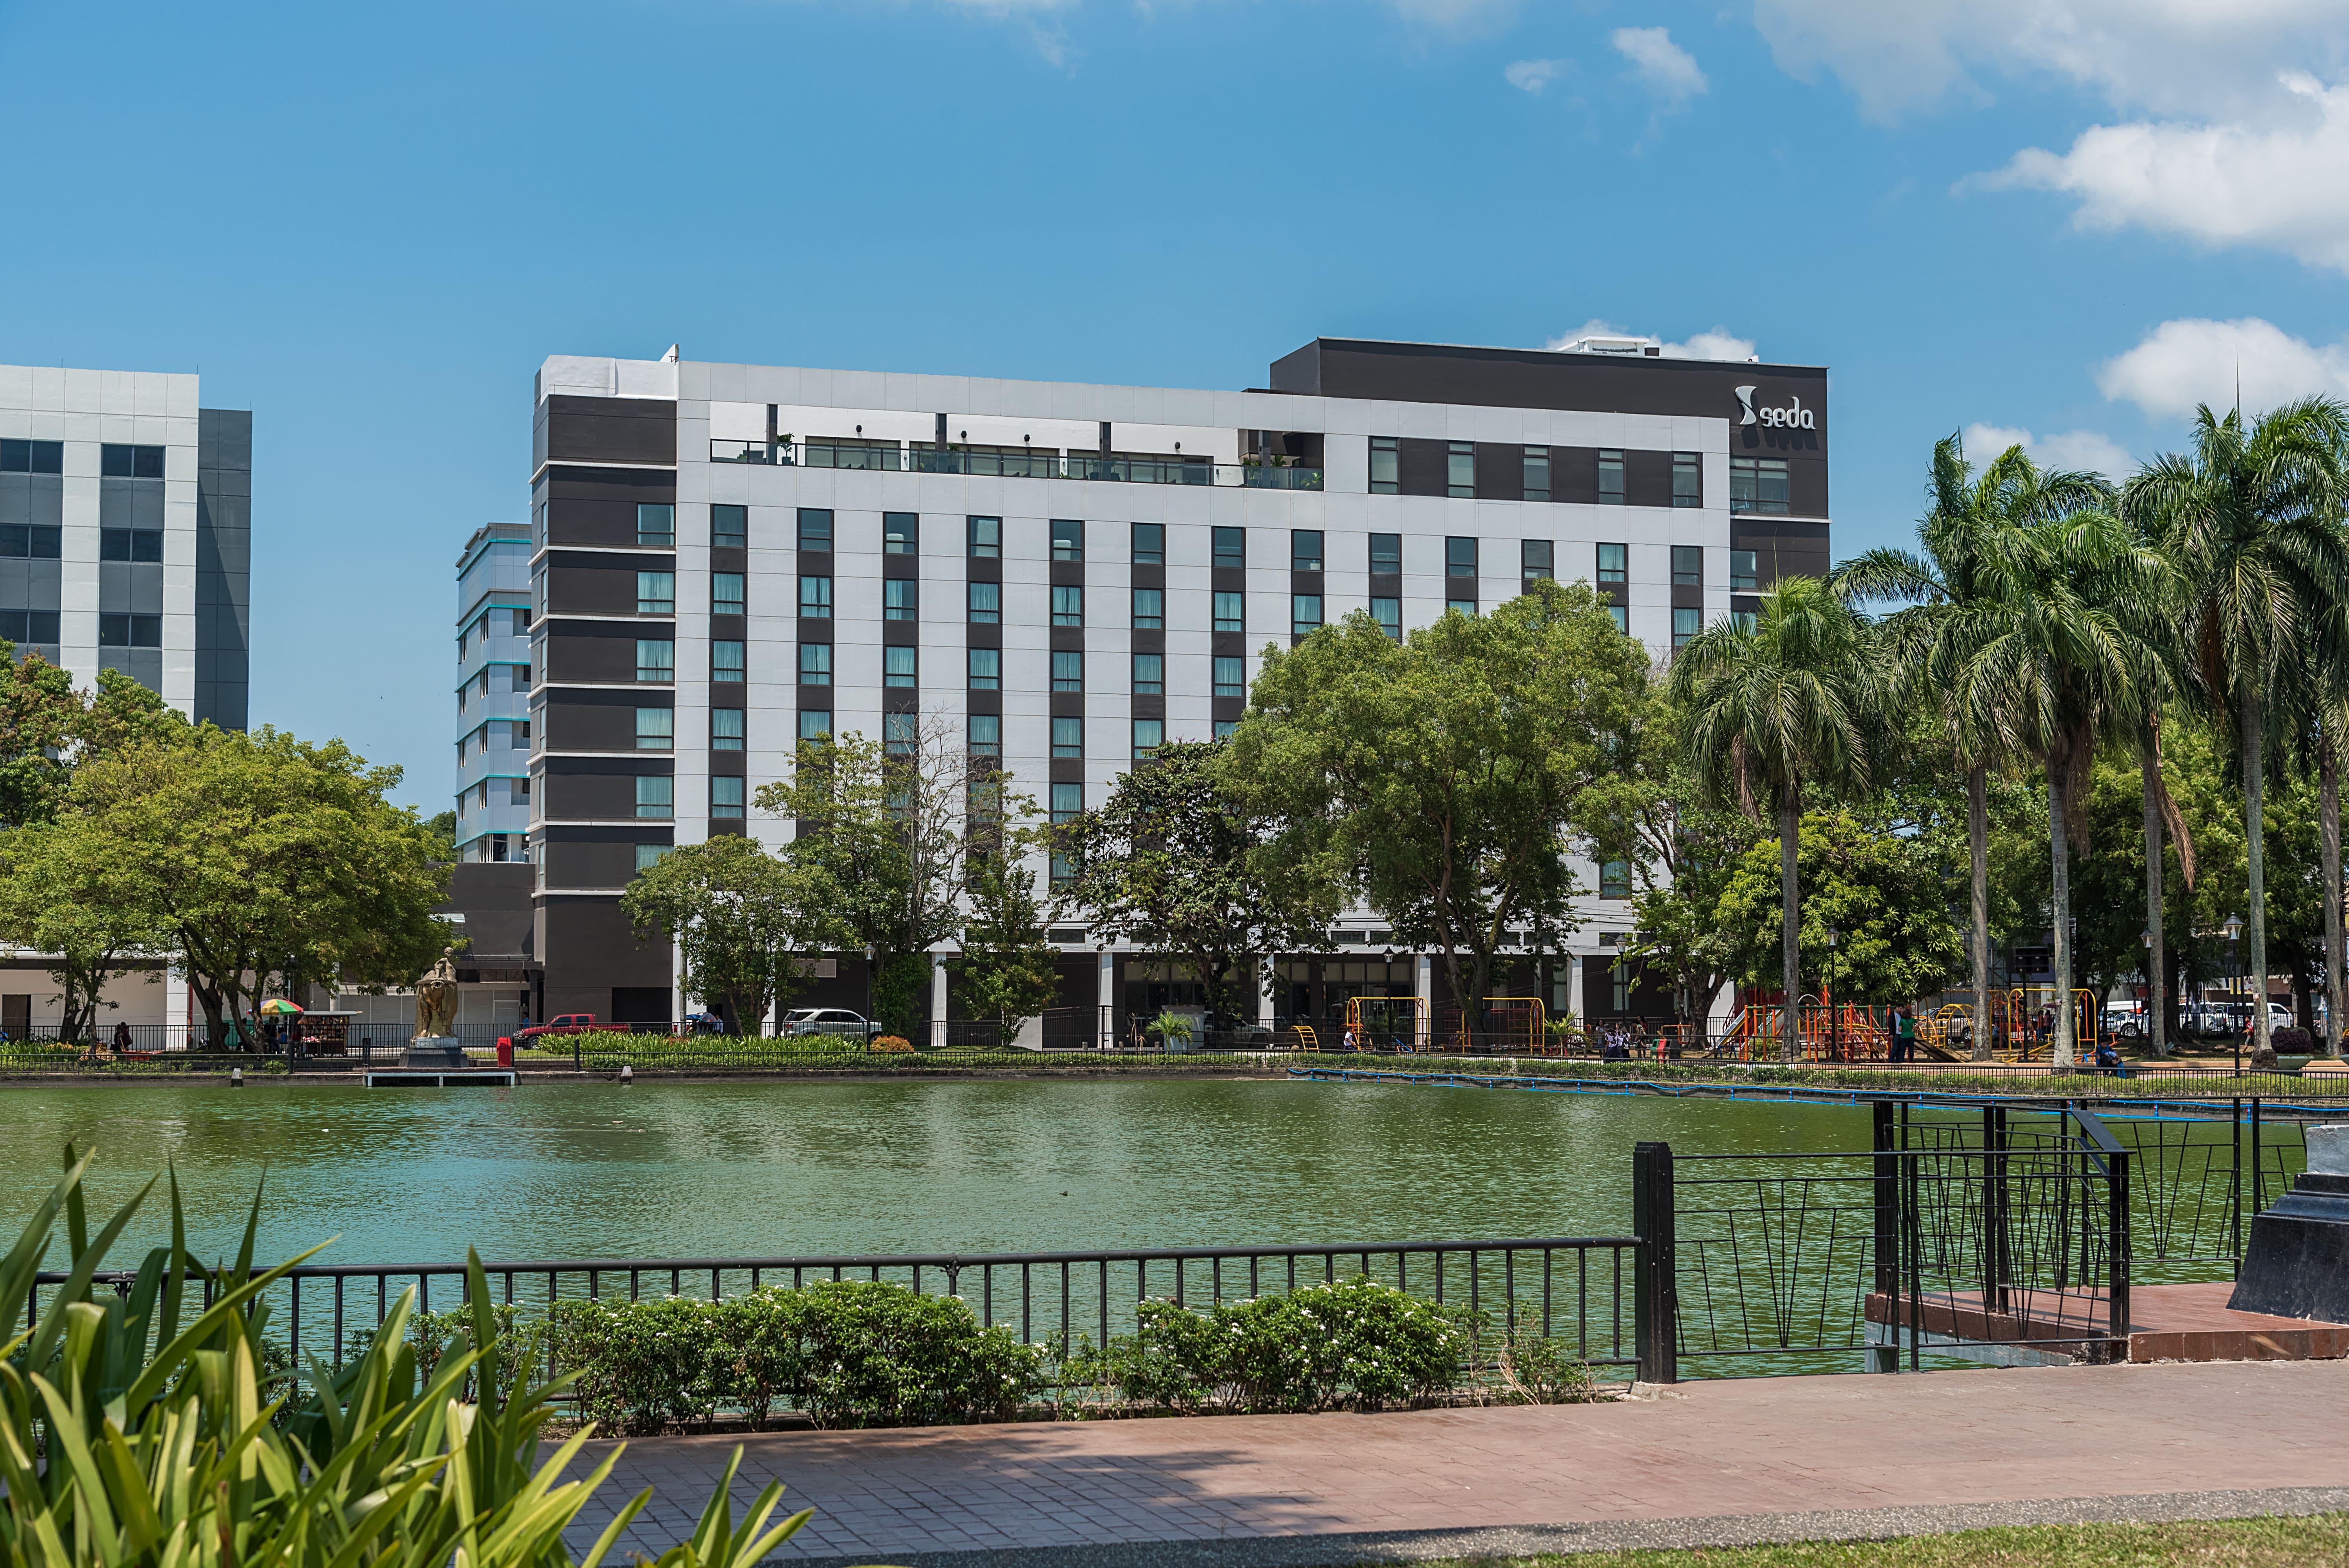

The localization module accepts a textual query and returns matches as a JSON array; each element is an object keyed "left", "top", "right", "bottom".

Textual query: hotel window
[
  {"left": 1214, "top": 720, "right": 1238, "bottom": 739},
  {"left": 1732, "top": 610, "right": 1758, "bottom": 634},
  {"left": 798, "top": 508, "right": 833, "bottom": 550},
  {"left": 635, "top": 707, "right": 673, "bottom": 750},
  {"left": 0, "top": 439, "right": 62, "bottom": 473},
  {"left": 1446, "top": 441, "right": 1475, "bottom": 498},
  {"left": 969, "top": 714, "right": 1002, "bottom": 768},
  {"left": 883, "top": 646, "right": 917, "bottom": 688},
  {"left": 1213, "top": 591, "right": 1244, "bottom": 633},
  {"left": 968, "top": 581, "right": 1000, "bottom": 623},
  {"left": 1522, "top": 540, "right": 1553, "bottom": 581},
  {"left": 637, "top": 504, "right": 675, "bottom": 546},
  {"left": 798, "top": 575, "right": 832, "bottom": 617},
  {"left": 1132, "top": 718, "right": 1165, "bottom": 761},
  {"left": 636, "top": 776, "right": 673, "bottom": 820},
  {"left": 1131, "top": 587, "right": 1163, "bottom": 629},
  {"left": 968, "top": 648, "right": 1000, "bottom": 690},
  {"left": 711, "top": 708, "right": 744, "bottom": 750},
  {"left": 1523, "top": 447, "right": 1551, "bottom": 502},
  {"left": 1601, "top": 860, "right": 1631, "bottom": 899},
  {"left": 885, "top": 711, "right": 918, "bottom": 759},
  {"left": 1291, "top": 530, "right": 1323, "bottom": 572},
  {"left": 100, "top": 528, "right": 163, "bottom": 562},
  {"left": 100, "top": 614, "right": 160, "bottom": 648},
  {"left": 1133, "top": 652, "right": 1164, "bottom": 694},
  {"left": 1446, "top": 536, "right": 1477, "bottom": 582},
  {"left": 798, "top": 708, "right": 833, "bottom": 741},
  {"left": 1608, "top": 605, "right": 1628, "bottom": 634},
  {"left": 1369, "top": 532, "right": 1401, "bottom": 574},
  {"left": 1731, "top": 549, "right": 1759, "bottom": 592},
  {"left": 1053, "top": 716, "right": 1084, "bottom": 759},
  {"left": 1050, "top": 783, "right": 1083, "bottom": 887},
  {"left": 1730, "top": 457, "right": 1791, "bottom": 515},
  {"left": 711, "top": 776, "right": 745, "bottom": 818},
  {"left": 1369, "top": 436, "right": 1400, "bottom": 494},
  {"left": 1213, "top": 526, "right": 1246, "bottom": 570},
  {"left": 798, "top": 642, "right": 831, "bottom": 685},
  {"left": 1051, "top": 519, "right": 1084, "bottom": 562},
  {"left": 101, "top": 443, "right": 164, "bottom": 477},
  {"left": 1598, "top": 450, "right": 1625, "bottom": 506},
  {"left": 712, "top": 503, "right": 747, "bottom": 549},
  {"left": 1370, "top": 597, "right": 1401, "bottom": 641},
  {"left": 1052, "top": 650, "right": 1084, "bottom": 692},
  {"left": 1132, "top": 522, "right": 1164, "bottom": 566},
  {"left": 0, "top": 526, "right": 61, "bottom": 559},
  {"left": 967, "top": 515, "right": 1001, "bottom": 558},
  {"left": 884, "top": 512, "right": 918, "bottom": 554},
  {"left": 1672, "top": 453, "right": 1702, "bottom": 508},
  {"left": 636, "top": 639, "right": 674, "bottom": 683},
  {"left": 884, "top": 579, "right": 918, "bottom": 621},
  {"left": 1672, "top": 545, "right": 1703, "bottom": 588},
  {"left": 1610, "top": 960, "right": 1630, "bottom": 1013},
  {"left": 1672, "top": 607, "right": 1701, "bottom": 651},
  {"left": 1597, "top": 543, "right": 1627, "bottom": 586},
  {"left": 1052, "top": 584, "right": 1084, "bottom": 627},
  {"left": 1291, "top": 594, "right": 1322, "bottom": 636},
  {"left": 636, "top": 572, "right": 675, "bottom": 615},
  {"left": 1213, "top": 656, "right": 1245, "bottom": 698},
  {"left": 712, "top": 639, "right": 745, "bottom": 680},
  {"left": 712, "top": 572, "right": 745, "bottom": 615},
  {"left": 635, "top": 843, "right": 669, "bottom": 874}
]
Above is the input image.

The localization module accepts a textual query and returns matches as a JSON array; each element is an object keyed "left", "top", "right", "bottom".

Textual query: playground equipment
[
  {"left": 1280, "top": 1022, "right": 1321, "bottom": 1052},
  {"left": 1722, "top": 995, "right": 1921, "bottom": 1063},
  {"left": 1342, "top": 995, "right": 1428, "bottom": 1053},
  {"left": 1994, "top": 987, "right": 2098, "bottom": 1062},
  {"left": 1429, "top": 997, "right": 1548, "bottom": 1055}
]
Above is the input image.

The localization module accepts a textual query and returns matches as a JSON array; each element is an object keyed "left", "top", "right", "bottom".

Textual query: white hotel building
[{"left": 524, "top": 338, "right": 1829, "bottom": 1035}]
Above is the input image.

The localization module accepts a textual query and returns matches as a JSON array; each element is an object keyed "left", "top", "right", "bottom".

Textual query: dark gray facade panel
[
  {"left": 537, "top": 897, "right": 670, "bottom": 1019},
  {"left": 0, "top": 475, "right": 63, "bottom": 525},
  {"left": 101, "top": 649, "right": 162, "bottom": 692},
  {"left": 1625, "top": 451, "right": 1672, "bottom": 509},
  {"left": 195, "top": 409, "right": 252, "bottom": 731},
  {"left": 1732, "top": 521, "right": 1831, "bottom": 587},
  {"left": 542, "top": 396, "right": 678, "bottom": 467},
  {"left": 99, "top": 562, "right": 164, "bottom": 614}
]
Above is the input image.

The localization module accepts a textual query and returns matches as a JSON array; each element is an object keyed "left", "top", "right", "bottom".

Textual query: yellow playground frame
[{"left": 1340, "top": 995, "right": 1429, "bottom": 1052}]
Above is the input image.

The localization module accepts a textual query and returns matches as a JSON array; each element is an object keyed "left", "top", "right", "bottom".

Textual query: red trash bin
[{"left": 496, "top": 1035, "right": 514, "bottom": 1068}]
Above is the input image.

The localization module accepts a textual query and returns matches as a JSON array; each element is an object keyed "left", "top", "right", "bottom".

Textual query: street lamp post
[
  {"left": 863, "top": 944, "right": 877, "bottom": 1041},
  {"left": 2223, "top": 914, "right": 2244, "bottom": 1079},
  {"left": 1826, "top": 926, "right": 1841, "bottom": 1061},
  {"left": 2141, "top": 928, "right": 2158, "bottom": 1058}
]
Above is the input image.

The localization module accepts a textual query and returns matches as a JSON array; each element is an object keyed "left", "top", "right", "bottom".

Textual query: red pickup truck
[{"left": 513, "top": 1013, "right": 600, "bottom": 1044}]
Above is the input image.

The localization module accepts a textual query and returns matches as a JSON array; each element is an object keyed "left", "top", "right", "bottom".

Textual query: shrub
[
  {"left": 868, "top": 1034, "right": 916, "bottom": 1054},
  {"left": 789, "top": 1280, "right": 1044, "bottom": 1428},
  {"left": 551, "top": 1293, "right": 724, "bottom": 1433},
  {"left": 2272, "top": 1027, "right": 2312, "bottom": 1055}
]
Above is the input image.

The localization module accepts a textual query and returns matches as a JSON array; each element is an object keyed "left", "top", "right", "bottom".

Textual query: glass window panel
[
  {"left": 1291, "top": 530, "right": 1323, "bottom": 571},
  {"left": 1050, "top": 782, "right": 1084, "bottom": 820},
  {"left": 1597, "top": 543, "right": 1628, "bottom": 584},
  {"left": 1369, "top": 532, "right": 1401, "bottom": 574},
  {"left": 1523, "top": 540, "right": 1553, "bottom": 579},
  {"left": 1369, "top": 437, "right": 1399, "bottom": 495},
  {"left": 711, "top": 503, "right": 747, "bottom": 549},
  {"left": 798, "top": 708, "right": 833, "bottom": 741},
  {"left": 711, "top": 708, "right": 745, "bottom": 750},
  {"left": 712, "top": 572, "right": 745, "bottom": 615},
  {"left": 967, "top": 648, "right": 1000, "bottom": 689},
  {"left": 883, "top": 646, "right": 917, "bottom": 687},
  {"left": 1051, "top": 650, "right": 1084, "bottom": 692},
  {"left": 1132, "top": 718, "right": 1165, "bottom": 760},
  {"left": 884, "top": 711, "right": 918, "bottom": 758},
  {"left": 1051, "top": 519, "right": 1084, "bottom": 562},
  {"left": 884, "top": 579, "right": 918, "bottom": 621},
  {"left": 1213, "top": 591, "right": 1244, "bottom": 633},
  {"left": 798, "top": 575, "right": 832, "bottom": 617},
  {"left": 798, "top": 642, "right": 831, "bottom": 684},
  {"left": 635, "top": 639, "right": 674, "bottom": 682},
  {"left": 1598, "top": 450, "right": 1625, "bottom": 506},
  {"left": 1131, "top": 522, "right": 1164, "bottom": 566},
  {"left": 1447, "top": 598, "right": 1477, "bottom": 618},
  {"left": 636, "top": 776, "right": 673, "bottom": 818},
  {"left": 711, "top": 639, "right": 745, "bottom": 679},
  {"left": 1672, "top": 545, "right": 1702, "bottom": 588},
  {"left": 1446, "top": 441, "right": 1475, "bottom": 498},
  {"left": 1213, "top": 656, "right": 1245, "bottom": 698},
  {"left": 636, "top": 572, "right": 675, "bottom": 614},
  {"left": 1053, "top": 715, "right": 1084, "bottom": 759},
  {"left": 1672, "top": 452, "right": 1702, "bottom": 508},
  {"left": 797, "top": 508, "right": 833, "bottom": 550},
  {"left": 1370, "top": 597, "right": 1401, "bottom": 640},
  {"left": 1213, "top": 720, "right": 1238, "bottom": 739},
  {"left": 968, "top": 581, "right": 1000, "bottom": 623},
  {"left": 636, "top": 504, "right": 675, "bottom": 545},
  {"left": 1673, "top": 607, "right": 1701, "bottom": 650},
  {"left": 635, "top": 844, "right": 669, "bottom": 873},
  {"left": 1446, "top": 536, "right": 1478, "bottom": 578},
  {"left": 1291, "top": 594, "right": 1322, "bottom": 636},
  {"left": 1131, "top": 587, "right": 1163, "bottom": 629},
  {"left": 884, "top": 512, "right": 918, "bottom": 554},
  {"left": 969, "top": 714, "right": 1002, "bottom": 764},
  {"left": 967, "top": 515, "right": 1001, "bottom": 557},
  {"left": 711, "top": 776, "right": 745, "bottom": 816},
  {"left": 1523, "top": 447, "right": 1551, "bottom": 503},
  {"left": 1213, "top": 526, "right": 1245, "bottom": 570},
  {"left": 1731, "top": 549, "right": 1759, "bottom": 591},
  {"left": 1052, "top": 584, "right": 1084, "bottom": 626},
  {"left": 1132, "top": 652, "right": 1164, "bottom": 694},
  {"left": 1607, "top": 604, "right": 1628, "bottom": 634},
  {"left": 635, "top": 707, "right": 673, "bottom": 749}
]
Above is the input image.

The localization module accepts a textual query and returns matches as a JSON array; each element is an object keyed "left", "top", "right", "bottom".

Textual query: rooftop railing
[{"left": 711, "top": 439, "right": 1322, "bottom": 490}]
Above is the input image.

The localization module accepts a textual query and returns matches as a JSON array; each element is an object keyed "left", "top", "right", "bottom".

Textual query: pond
[{"left": 3, "top": 1078, "right": 1871, "bottom": 1266}]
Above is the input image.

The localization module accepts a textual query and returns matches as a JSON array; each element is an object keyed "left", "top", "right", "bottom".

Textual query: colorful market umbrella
[{"left": 258, "top": 999, "right": 304, "bottom": 1015}]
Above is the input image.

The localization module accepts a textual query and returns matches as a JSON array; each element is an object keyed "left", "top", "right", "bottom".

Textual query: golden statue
[{"left": 413, "top": 947, "right": 460, "bottom": 1041}]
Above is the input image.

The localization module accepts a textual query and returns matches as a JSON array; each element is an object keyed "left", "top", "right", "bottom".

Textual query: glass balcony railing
[{"left": 710, "top": 439, "right": 1322, "bottom": 490}]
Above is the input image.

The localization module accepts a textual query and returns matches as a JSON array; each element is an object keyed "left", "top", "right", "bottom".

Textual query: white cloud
[
  {"left": 1610, "top": 26, "right": 1707, "bottom": 110},
  {"left": 1505, "top": 57, "right": 1568, "bottom": 95},
  {"left": 1752, "top": 0, "right": 2345, "bottom": 124},
  {"left": 1986, "top": 74, "right": 2349, "bottom": 275},
  {"left": 2095, "top": 316, "right": 2349, "bottom": 422},
  {"left": 1544, "top": 319, "right": 1757, "bottom": 361},
  {"left": 1962, "top": 422, "right": 2135, "bottom": 479}
]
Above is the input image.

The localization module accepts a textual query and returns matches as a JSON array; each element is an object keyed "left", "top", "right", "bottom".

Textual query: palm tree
[
  {"left": 2129, "top": 399, "right": 2349, "bottom": 1063},
  {"left": 1965, "top": 502, "right": 2172, "bottom": 1067},
  {"left": 1670, "top": 577, "right": 1885, "bottom": 1052},
  {"left": 1834, "top": 436, "right": 2113, "bottom": 1061}
]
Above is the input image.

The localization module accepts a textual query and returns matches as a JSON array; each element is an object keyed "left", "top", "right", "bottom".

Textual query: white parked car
[{"left": 778, "top": 1008, "right": 880, "bottom": 1040}]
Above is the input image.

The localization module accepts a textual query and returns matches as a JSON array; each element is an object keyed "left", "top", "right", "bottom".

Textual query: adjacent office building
[
  {"left": 525, "top": 338, "right": 1828, "bottom": 1029},
  {"left": 454, "top": 521, "right": 534, "bottom": 861},
  {"left": 0, "top": 363, "right": 249, "bottom": 725}
]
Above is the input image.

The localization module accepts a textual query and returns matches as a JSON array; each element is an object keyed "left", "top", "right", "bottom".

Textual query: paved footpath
[{"left": 558, "top": 1360, "right": 2349, "bottom": 1566}]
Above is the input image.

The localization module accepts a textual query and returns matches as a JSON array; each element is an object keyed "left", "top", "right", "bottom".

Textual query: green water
[{"left": 0, "top": 1079, "right": 1868, "bottom": 1266}]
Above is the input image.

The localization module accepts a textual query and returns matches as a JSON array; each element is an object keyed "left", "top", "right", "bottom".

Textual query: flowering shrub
[
  {"left": 868, "top": 1035, "right": 916, "bottom": 1054},
  {"left": 547, "top": 1281, "right": 1045, "bottom": 1433}
]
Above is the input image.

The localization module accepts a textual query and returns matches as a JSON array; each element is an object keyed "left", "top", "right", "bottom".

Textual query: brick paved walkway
[{"left": 558, "top": 1359, "right": 2349, "bottom": 1564}]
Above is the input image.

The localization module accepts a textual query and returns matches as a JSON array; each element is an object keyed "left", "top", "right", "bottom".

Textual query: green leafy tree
[
  {"left": 952, "top": 827, "right": 1060, "bottom": 1042},
  {"left": 1055, "top": 739, "right": 1328, "bottom": 1024},
  {"left": 756, "top": 715, "right": 976, "bottom": 1038},
  {"left": 0, "top": 810, "right": 168, "bottom": 1041},
  {"left": 2130, "top": 398, "right": 2349, "bottom": 1061},
  {"left": 427, "top": 807, "right": 459, "bottom": 857},
  {"left": 1713, "top": 811, "right": 1964, "bottom": 1004},
  {"left": 1227, "top": 580, "right": 1647, "bottom": 1021},
  {"left": 619, "top": 834, "right": 830, "bottom": 1034},
  {"left": 0, "top": 657, "right": 182, "bottom": 829},
  {"left": 68, "top": 726, "right": 453, "bottom": 1047},
  {"left": 1670, "top": 577, "right": 1887, "bottom": 1048}
]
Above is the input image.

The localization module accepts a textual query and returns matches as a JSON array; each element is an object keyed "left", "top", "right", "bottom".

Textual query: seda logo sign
[{"left": 1735, "top": 385, "right": 1815, "bottom": 431}]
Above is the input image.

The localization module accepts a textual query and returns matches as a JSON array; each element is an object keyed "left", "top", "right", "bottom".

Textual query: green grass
[{"left": 1416, "top": 1513, "right": 2349, "bottom": 1566}]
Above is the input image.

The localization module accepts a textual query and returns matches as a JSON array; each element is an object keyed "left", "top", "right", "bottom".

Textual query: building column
[
  {"left": 166, "top": 968, "right": 189, "bottom": 1050},
  {"left": 1565, "top": 954, "right": 1585, "bottom": 1027},
  {"left": 1258, "top": 957, "right": 1276, "bottom": 1029},
  {"left": 1098, "top": 947, "right": 1115, "bottom": 1050},
  {"left": 1414, "top": 953, "right": 1433, "bottom": 1050},
  {"left": 930, "top": 953, "right": 949, "bottom": 1049}
]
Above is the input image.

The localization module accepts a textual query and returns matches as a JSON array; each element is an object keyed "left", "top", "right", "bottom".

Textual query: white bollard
[
  {"left": 230, "top": 1066, "right": 243, "bottom": 1089},
  {"left": 620, "top": 1063, "right": 634, "bottom": 1087}
]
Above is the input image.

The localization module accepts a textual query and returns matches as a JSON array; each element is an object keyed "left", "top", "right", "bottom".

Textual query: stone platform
[{"left": 1864, "top": 1280, "right": 2349, "bottom": 1365}]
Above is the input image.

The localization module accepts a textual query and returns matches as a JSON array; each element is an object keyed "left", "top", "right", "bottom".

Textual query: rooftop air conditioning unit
[{"left": 1565, "top": 335, "right": 1651, "bottom": 356}]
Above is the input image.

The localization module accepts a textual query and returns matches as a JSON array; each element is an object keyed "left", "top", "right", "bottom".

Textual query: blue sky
[{"left": 3, "top": 0, "right": 2345, "bottom": 810}]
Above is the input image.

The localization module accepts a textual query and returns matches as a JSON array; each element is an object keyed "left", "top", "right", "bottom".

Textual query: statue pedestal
[
  {"left": 404, "top": 1037, "right": 466, "bottom": 1069},
  {"left": 2228, "top": 1124, "right": 2349, "bottom": 1324}
]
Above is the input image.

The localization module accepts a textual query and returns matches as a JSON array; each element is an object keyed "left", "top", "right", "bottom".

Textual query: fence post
[
  {"left": 1982, "top": 1105, "right": 2010, "bottom": 1317},
  {"left": 1870, "top": 1101, "right": 1899, "bottom": 1373},
  {"left": 2107, "top": 1143, "right": 2131, "bottom": 1360},
  {"left": 1632, "top": 1140, "right": 1678, "bottom": 1386}
]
